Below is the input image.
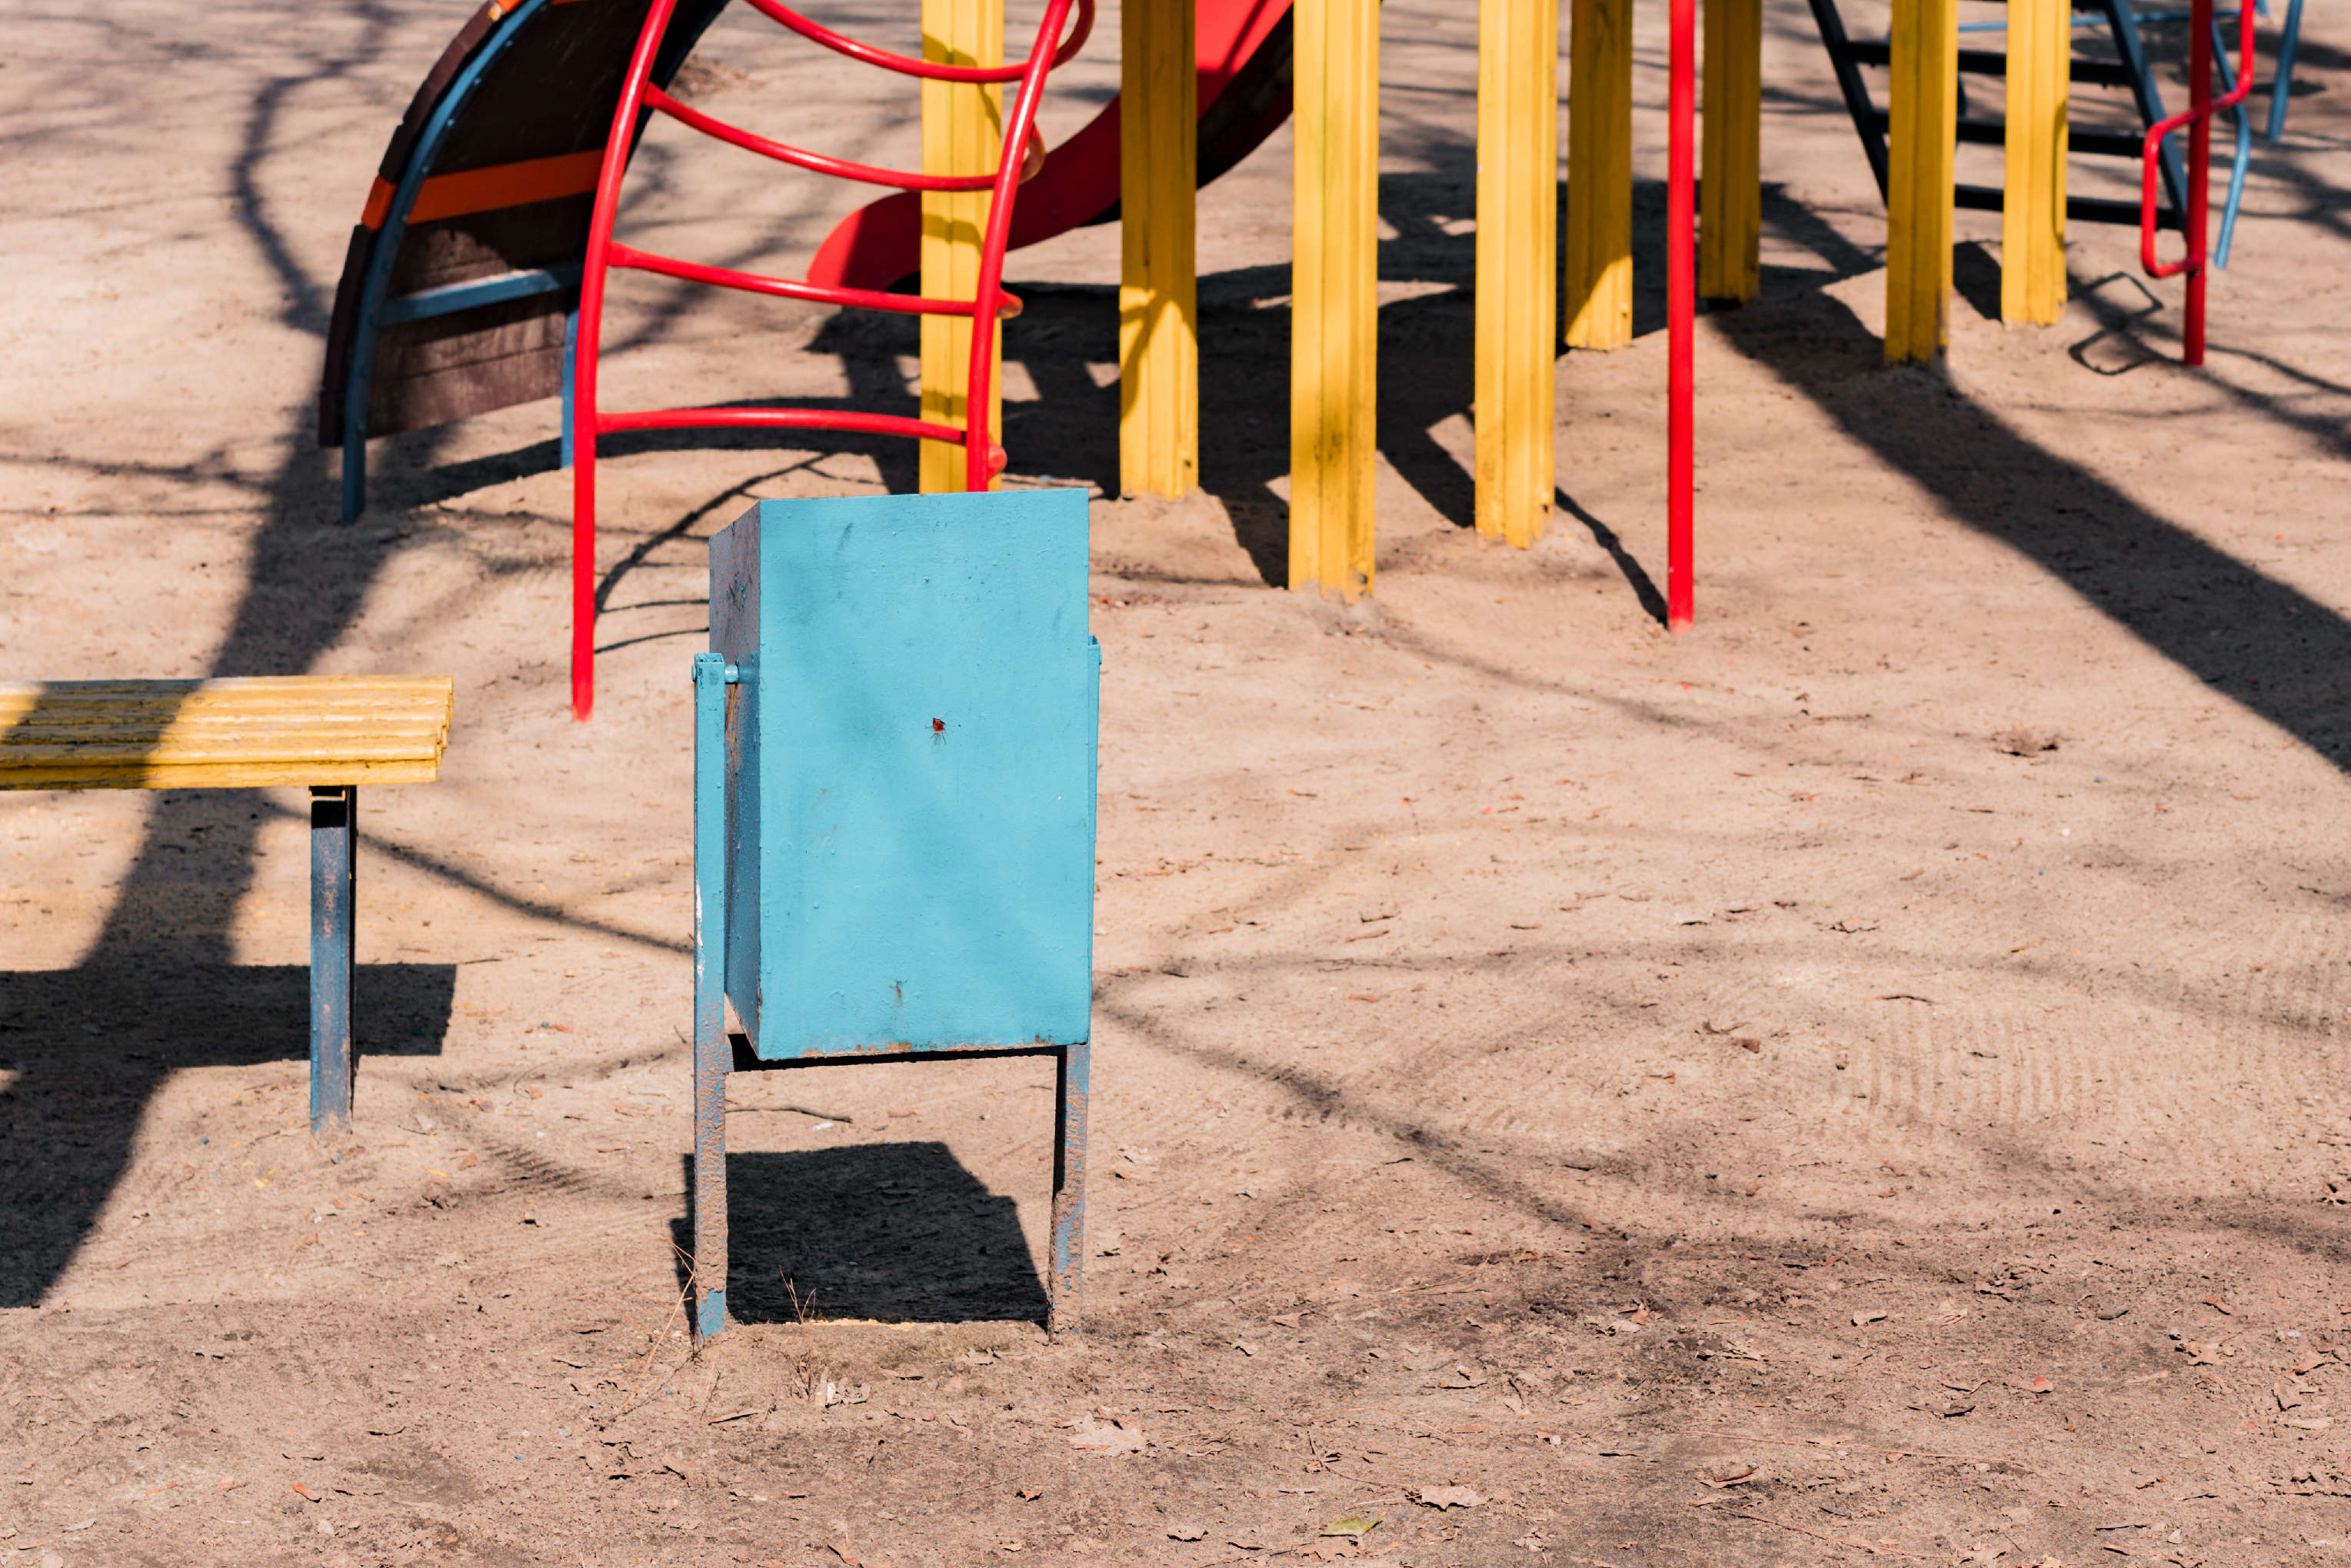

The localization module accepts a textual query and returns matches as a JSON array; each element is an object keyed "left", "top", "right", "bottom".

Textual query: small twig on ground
[
  {"left": 614, "top": 1245, "right": 700, "bottom": 1417},
  {"left": 1729, "top": 1512, "right": 1922, "bottom": 1557},
  {"left": 1661, "top": 1431, "right": 1997, "bottom": 1462},
  {"left": 785, "top": 1277, "right": 822, "bottom": 1401}
]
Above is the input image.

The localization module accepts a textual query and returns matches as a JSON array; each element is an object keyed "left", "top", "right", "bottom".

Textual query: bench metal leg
[
  {"left": 690, "top": 653, "right": 731, "bottom": 1338},
  {"left": 1048, "top": 1039, "right": 1089, "bottom": 1335},
  {"left": 690, "top": 989, "right": 728, "bottom": 1340},
  {"left": 309, "top": 785, "right": 357, "bottom": 1135},
  {"left": 560, "top": 308, "right": 578, "bottom": 471}
]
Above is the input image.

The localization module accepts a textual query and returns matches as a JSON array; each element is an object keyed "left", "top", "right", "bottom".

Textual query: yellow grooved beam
[
  {"left": 0, "top": 761, "right": 445, "bottom": 791},
  {"left": 2002, "top": 0, "right": 2069, "bottom": 325},
  {"left": 1120, "top": 0, "right": 1200, "bottom": 499},
  {"left": 2, "top": 737, "right": 447, "bottom": 764},
  {"left": 1474, "top": 0, "right": 1560, "bottom": 548},
  {"left": 1885, "top": 0, "right": 1956, "bottom": 361},
  {"left": 1564, "top": 0, "right": 1632, "bottom": 350},
  {"left": 0, "top": 675, "right": 453, "bottom": 790},
  {"left": 1699, "top": 0, "right": 1763, "bottom": 303},
  {"left": 920, "top": 0, "right": 1004, "bottom": 492},
  {"left": 1289, "top": 0, "right": 1379, "bottom": 599}
]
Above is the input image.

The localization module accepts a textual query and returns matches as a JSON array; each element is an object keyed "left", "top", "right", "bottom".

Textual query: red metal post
[
  {"left": 2183, "top": 0, "right": 2213, "bottom": 365},
  {"left": 2140, "top": 0, "right": 2250, "bottom": 365},
  {"left": 966, "top": 0, "right": 1074, "bottom": 491},
  {"left": 1666, "top": 0, "right": 1697, "bottom": 631},
  {"left": 572, "top": 0, "right": 681, "bottom": 721}
]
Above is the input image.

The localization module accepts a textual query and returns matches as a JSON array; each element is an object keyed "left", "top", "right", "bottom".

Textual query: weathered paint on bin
[
  {"left": 708, "top": 491, "right": 1098, "bottom": 1060},
  {"left": 690, "top": 490, "right": 1098, "bottom": 1340}
]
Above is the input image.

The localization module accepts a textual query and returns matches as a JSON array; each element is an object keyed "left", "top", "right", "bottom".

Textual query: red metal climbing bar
[
  {"left": 601, "top": 406, "right": 977, "bottom": 448},
  {"left": 741, "top": 0, "right": 1093, "bottom": 82},
  {"left": 2141, "top": 0, "right": 2255, "bottom": 365},
  {"left": 963, "top": 0, "right": 1067, "bottom": 494},
  {"left": 607, "top": 242, "right": 1023, "bottom": 318},
  {"left": 646, "top": 86, "right": 1002, "bottom": 190},
  {"left": 569, "top": 0, "right": 1085, "bottom": 721}
]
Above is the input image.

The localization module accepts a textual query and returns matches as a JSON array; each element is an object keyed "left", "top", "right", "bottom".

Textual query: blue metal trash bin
[{"left": 689, "top": 488, "right": 1098, "bottom": 1338}]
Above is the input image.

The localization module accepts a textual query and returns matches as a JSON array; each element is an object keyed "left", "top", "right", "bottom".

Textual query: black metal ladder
[{"left": 1806, "top": 0, "right": 2187, "bottom": 231}]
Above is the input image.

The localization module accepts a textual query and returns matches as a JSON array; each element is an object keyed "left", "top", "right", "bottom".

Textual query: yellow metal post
[
  {"left": 1699, "top": 0, "right": 1761, "bottom": 302},
  {"left": 1290, "top": 0, "right": 1378, "bottom": 598},
  {"left": 1564, "top": 0, "right": 1633, "bottom": 350},
  {"left": 921, "top": 0, "right": 1004, "bottom": 491},
  {"left": 1474, "top": 0, "right": 1560, "bottom": 546},
  {"left": 2001, "top": 0, "right": 2068, "bottom": 324},
  {"left": 1884, "top": 0, "right": 1956, "bottom": 361},
  {"left": 1121, "top": 0, "right": 1200, "bottom": 498}
]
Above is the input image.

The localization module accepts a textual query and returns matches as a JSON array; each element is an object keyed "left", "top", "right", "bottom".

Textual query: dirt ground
[{"left": 6, "top": 0, "right": 2351, "bottom": 1563}]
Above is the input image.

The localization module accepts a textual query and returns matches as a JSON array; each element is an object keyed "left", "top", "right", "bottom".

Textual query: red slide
[{"left": 806, "top": 0, "right": 1295, "bottom": 291}]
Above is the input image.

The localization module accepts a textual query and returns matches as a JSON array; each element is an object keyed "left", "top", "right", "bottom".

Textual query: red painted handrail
[
  {"left": 1666, "top": 0, "right": 1696, "bottom": 633},
  {"left": 609, "top": 242, "right": 1024, "bottom": 318},
  {"left": 646, "top": 86, "right": 1000, "bottom": 191},
  {"left": 2140, "top": 0, "right": 2256, "bottom": 365},
  {"left": 741, "top": 0, "right": 1094, "bottom": 83},
  {"left": 602, "top": 406, "right": 963, "bottom": 445}
]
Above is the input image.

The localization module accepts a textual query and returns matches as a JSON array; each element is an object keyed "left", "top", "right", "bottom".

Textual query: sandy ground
[{"left": 5, "top": 0, "right": 2351, "bottom": 1563}]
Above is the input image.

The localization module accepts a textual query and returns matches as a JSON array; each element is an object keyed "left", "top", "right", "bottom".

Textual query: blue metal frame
[
  {"left": 691, "top": 653, "right": 733, "bottom": 1337},
  {"left": 2264, "top": 0, "right": 2302, "bottom": 141},
  {"left": 2104, "top": 0, "right": 2190, "bottom": 231},
  {"left": 1048, "top": 1037, "right": 1090, "bottom": 1329},
  {"left": 308, "top": 785, "right": 357, "bottom": 1134},
  {"left": 560, "top": 308, "right": 579, "bottom": 471},
  {"left": 338, "top": 0, "right": 559, "bottom": 523},
  {"left": 2209, "top": 7, "right": 2252, "bottom": 265},
  {"left": 686, "top": 651, "right": 1091, "bottom": 1342},
  {"left": 374, "top": 262, "right": 581, "bottom": 327}
]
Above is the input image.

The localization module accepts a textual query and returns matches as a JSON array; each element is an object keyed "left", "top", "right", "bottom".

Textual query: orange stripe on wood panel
[{"left": 361, "top": 149, "right": 605, "bottom": 231}]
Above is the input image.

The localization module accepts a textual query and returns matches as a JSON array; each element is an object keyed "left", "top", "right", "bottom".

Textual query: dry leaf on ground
[
  {"left": 1320, "top": 1514, "right": 1384, "bottom": 1538},
  {"left": 1067, "top": 1419, "right": 1144, "bottom": 1455}
]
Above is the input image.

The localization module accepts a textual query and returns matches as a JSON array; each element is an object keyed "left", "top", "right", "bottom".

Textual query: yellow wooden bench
[{"left": 0, "top": 676, "right": 455, "bottom": 1133}]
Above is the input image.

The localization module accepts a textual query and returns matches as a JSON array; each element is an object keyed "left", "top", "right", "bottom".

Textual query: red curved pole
[
  {"left": 1665, "top": 0, "right": 1695, "bottom": 631},
  {"left": 571, "top": 0, "right": 681, "bottom": 721},
  {"left": 646, "top": 85, "right": 1001, "bottom": 191},
  {"left": 610, "top": 241, "right": 1022, "bottom": 318},
  {"left": 2140, "top": 0, "right": 2254, "bottom": 365},
  {"left": 601, "top": 407, "right": 971, "bottom": 445},
  {"left": 742, "top": 0, "right": 1093, "bottom": 83},
  {"left": 964, "top": 0, "right": 1076, "bottom": 490}
]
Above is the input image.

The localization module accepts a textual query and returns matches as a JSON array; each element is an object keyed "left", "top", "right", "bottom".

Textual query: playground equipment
[
  {"left": 0, "top": 677, "right": 455, "bottom": 1135},
  {"left": 1810, "top": 0, "right": 2269, "bottom": 340},
  {"left": 321, "top": 0, "right": 1262, "bottom": 722},
  {"left": 570, "top": 0, "right": 1093, "bottom": 720},
  {"left": 689, "top": 488, "right": 1097, "bottom": 1337},
  {"left": 320, "top": 0, "right": 733, "bottom": 523},
  {"left": 323, "top": 0, "right": 2266, "bottom": 701}
]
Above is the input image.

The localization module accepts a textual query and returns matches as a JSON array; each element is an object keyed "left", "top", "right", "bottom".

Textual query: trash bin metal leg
[
  {"left": 691, "top": 654, "right": 731, "bottom": 1338},
  {"left": 309, "top": 785, "right": 356, "bottom": 1135},
  {"left": 1048, "top": 1039, "right": 1089, "bottom": 1334}
]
